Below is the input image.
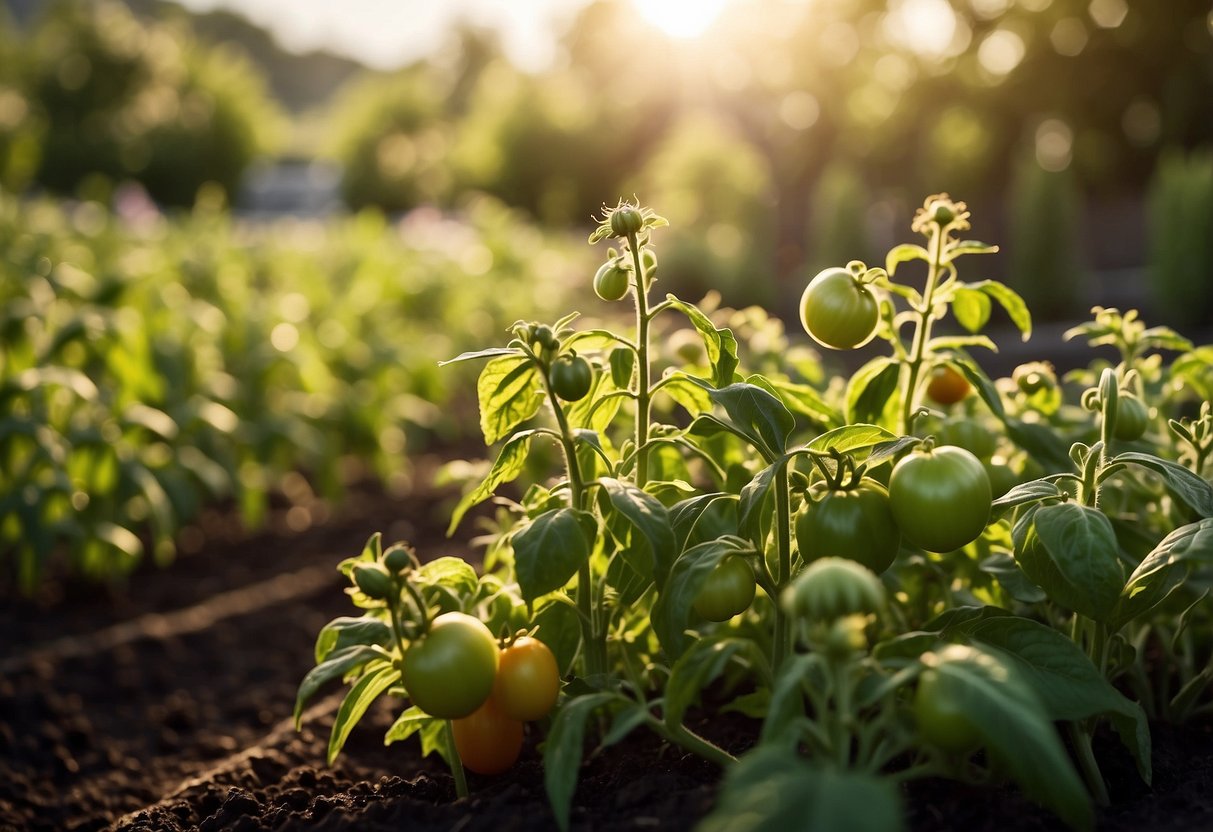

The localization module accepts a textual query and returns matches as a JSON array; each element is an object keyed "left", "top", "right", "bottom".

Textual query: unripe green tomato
[
  {"left": 549, "top": 355, "right": 593, "bottom": 401},
  {"left": 889, "top": 446, "right": 991, "bottom": 553},
  {"left": 799, "top": 267, "right": 879, "bottom": 350},
  {"left": 784, "top": 557, "right": 885, "bottom": 623},
  {"left": 610, "top": 206, "right": 643, "bottom": 236},
  {"left": 795, "top": 482, "right": 901, "bottom": 574},
  {"left": 533, "top": 325, "right": 557, "bottom": 350},
  {"left": 914, "top": 668, "right": 981, "bottom": 754},
  {"left": 353, "top": 564, "right": 394, "bottom": 600},
  {"left": 593, "top": 262, "right": 630, "bottom": 301},
  {"left": 927, "top": 198, "right": 956, "bottom": 226},
  {"left": 936, "top": 418, "right": 997, "bottom": 461},
  {"left": 383, "top": 546, "right": 413, "bottom": 575},
  {"left": 402, "top": 613, "right": 500, "bottom": 720},
  {"left": 1113, "top": 395, "right": 1148, "bottom": 441},
  {"left": 1013, "top": 361, "right": 1055, "bottom": 395},
  {"left": 693, "top": 555, "right": 756, "bottom": 622}
]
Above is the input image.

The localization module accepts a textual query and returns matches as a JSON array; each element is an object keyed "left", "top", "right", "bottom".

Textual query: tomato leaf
[
  {"left": 438, "top": 347, "right": 520, "bottom": 366},
  {"left": 928, "top": 334, "right": 998, "bottom": 353},
  {"left": 416, "top": 556, "right": 479, "bottom": 599},
  {"left": 294, "top": 644, "right": 383, "bottom": 729},
  {"left": 477, "top": 355, "right": 544, "bottom": 445},
  {"left": 686, "top": 380, "right": 795, "bottom": 462},
  {"left": 651, "top": 536, "right": 754, "bottom": 659},
  {"left": 737, "top": 462, "right": 779, "bottom": 550},
  {"left": 447, "top": 429, "right": 538, "bottom": 535},
  {"left": 805, "top": 423, "right": 899, "bottom": 456},
  {"left": 670, "top": 493, "right": 739, "bottom": 558},
  {"left": 663, "top": 296, "right": 740, "bottom": 387},
  {"left": 941, "top": 614, "right": 1151, "bottom": 784},
  {"left": 545, "top": 692, "right": 623, "bottom": 832},
  {"left": 1013, "top": 504, "right": 1124, "bottom": 623},
  {"left": 885, "top": 242, "right": 929, "bottom": 276},
  {"left": 967, "top": 280, "right": 1032, "bottom": 341},
  {"left": 951, "top": 286, "right": 992, "bottom": 333},
  {"left": 531, "top": 597, "right": 583, "bottom": 676},
  {"left": 978, "top": 553, "right": 1048, "bottom": 603},
  {"left": 600, "top": 477, "right": 675, "bottom": 588},
  {"left": 920, "top": 645, "right": 1093, "bottom": 832},
  {"left": 1112, "top": 518, "right": 1213, "bottom": 629},
  {"left": 314, "top": 616, "right": 393, "bottom": 664},
  {"left": 990, "top": 478, "right": 1065, "bottom": 518},
  {"left": 327, "top": 662, "right": 399, "bottom": 765},
  {"left": 766, "top": 377, "right": 843, "bottom": 427},
  {"left": 701, "top": 747, "right": 905, "bottom": 832},
  {"left": 1111, "top": 452, "right": 1213, "bottom": 518},
  {"left": 845, "top": 356, "right": 900, "bottom": 426},
  {"left": 512, "top": 507, "right": 597, "bottom": 604}
]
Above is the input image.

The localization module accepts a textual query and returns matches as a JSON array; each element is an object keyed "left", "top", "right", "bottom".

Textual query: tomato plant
[
  {"left": 494, "top": 637, "right": 561, "bottom": 721},
  {"left": 798, "top": 266, "right": 879, "bottom": 350},
  {"left": 693, "top": 555, "right": 756, "bottom": 622},
  {"left": 888, "top": 445, "right": 991, "bottom": 553},
  {"left": 402, "top": 612, "right": 500, "bottom": 720},
  {"left": 795, "top": 480, "right": 900, "bottom": 573},
  {"left": 452, "top": 695, "right": 525, "bottom": 776}
]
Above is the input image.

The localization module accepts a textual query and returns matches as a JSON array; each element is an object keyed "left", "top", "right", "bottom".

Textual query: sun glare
[{"left": 631, "top": 0, "right": 731, "bottom": 39}]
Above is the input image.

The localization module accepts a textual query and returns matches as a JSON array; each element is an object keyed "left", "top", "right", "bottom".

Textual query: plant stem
[
  {"left": 1067, "top": 721, "right": 1110, "bottom": 807},
  {"left": 628, "top": 235, "right": 653, "bottom": 488},
  {"left": 444, "top": 719, "right": 469, "bottom": 799},
  {"left": 650, "top": 717, "right": 737, "bottom": 769},
  {"left": 771, "top": 461, "right": 792, "bottom": 673},
  {"left": 900, "top": 226, "right": 946, "bottom": 435},
  {"left": 544, "top": 377, "right": 606, "bottom": 680}
]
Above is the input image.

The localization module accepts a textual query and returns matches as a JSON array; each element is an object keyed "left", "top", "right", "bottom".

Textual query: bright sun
[{"left": 630, "top": 0, "right": 731, "bottom": 39}]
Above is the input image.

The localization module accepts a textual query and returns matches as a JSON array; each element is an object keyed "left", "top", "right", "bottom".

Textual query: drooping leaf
[
  {"left": 512, "top": 507, "right": 596, "bottom": 603},
  {"left": 846, "top": 356, "right": 900, "bottom": 426},
  {"left": 651, "top": 536, "right": 755, "bottom": 658},
  {"left": 1013, "top": 504, "right": 1124, "bottom": 623},
  {"left": 664, "top": 296, "right": 740, "bottom": 386},
  {"left": 314, "top": 616, "right": 393, "bottom": 664},
  {"left": 600, "top": 477, "right": 676, "bottom": 588},
  {"left": 545, "top": 692, "right": 622, "bottom": 832},
  {"left": 1112, "top": 452, "right": 1213, "bottom": 518},
  {"left": 1112, "top": 518, "right": 1213, "bottom": 628},
  {"left": 447, "top": 430, "right": 538, "bottom": 534},
  {"left": 328, "top": 663, "right": 399, "bottom": 765},
  {"left": 294, "top": 644, "right": 382, "bottom": 729}
]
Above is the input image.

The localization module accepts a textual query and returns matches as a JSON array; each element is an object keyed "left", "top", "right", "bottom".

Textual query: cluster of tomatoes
[{"left": 400, "top": 613, "right": 562, "bottom": 775}]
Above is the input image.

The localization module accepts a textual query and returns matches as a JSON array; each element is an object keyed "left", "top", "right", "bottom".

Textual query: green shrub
[
  {"left": 1147, "top": 149, "right": 1213, "bottom": 330},
  {"left": 1007, "top": 156, "right": 1085, "bottom": 321}
]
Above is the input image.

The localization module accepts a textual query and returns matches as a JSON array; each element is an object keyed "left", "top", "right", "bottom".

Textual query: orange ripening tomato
[
  {"left": 925, "top": 365, "right": 970, "bottom": 406},
  {"left": 452, "top": 695, "right": 524, "bottom": 776},
  {"left": 493, "top": 637, "right": 561, "bottom": 722}
]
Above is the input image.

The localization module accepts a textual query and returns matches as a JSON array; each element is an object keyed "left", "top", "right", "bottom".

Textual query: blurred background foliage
[{"left": 1, "top": 0, "right": 1211, "bottom": 584}]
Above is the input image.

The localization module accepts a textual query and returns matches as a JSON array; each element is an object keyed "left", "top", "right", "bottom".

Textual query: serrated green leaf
[
  {"left": 478, "top": 355, "right": 543, "bottom": 445},
  {"left": 513, "top": 507, "right": 596, "bottom": 603},
  {"left": 417, "top": 556, "right": 479, "bottom": 599},
  {"left": 447, "top": 430, "right": 537, "bottom": 535},
  {"left": 685, "top": 379, "right": 795, "bottom": 461}
]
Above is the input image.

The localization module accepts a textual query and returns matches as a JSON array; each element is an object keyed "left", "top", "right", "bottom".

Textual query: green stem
[
  {"left": 899, "top": 226, "right": 946, "bottom": 435},
  {"left": 444, "top": 719, "right": 470, "bottom": 799},
  {"left": 651, "top": 717, "right": 737, "bottom": 769},
  {"left": 628, "top": 235, "right": 653, "bottom": 488},
  {"left": 772, "top": 462, "right": 793, "bottom": 674},
  {"left": 1067, "top": 722, "right": 1110, "bottom": 807},
  {"left": 544, "top": 374, "right": 606, "bottom": 680}
]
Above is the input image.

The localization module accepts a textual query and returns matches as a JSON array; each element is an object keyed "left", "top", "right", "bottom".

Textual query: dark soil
[{"left": 1, "top": 459, "right": 1211, "bottom": 832}]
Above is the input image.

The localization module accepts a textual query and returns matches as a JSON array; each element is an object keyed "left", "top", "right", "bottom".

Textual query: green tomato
[
  {"left": 1113, "top": 394, "right": 1148, "bottom": 441},
  {"left": 982, "top": 461, "right": 1020, "bottom": 499},
  {"left": 593, "top": 262, "right": 630, "bottom": 301},
  {"left": 693, "top": 555, "right": 756, "bottom": 622},
  {"left": 889, "top": 446, "right": 991, "bottom": 553},
  {"left": 401, "top": 612, "right": 500, "bottom": 720},
  {"left": 914, "top": 667, "right": 981, "bottom": 754},
  {"left": 936, "top": 418, "right": 997, "bottom": 461},
  {"left": 1013, "top": 361, "right": 1055, "bottom": 395},
  {"left": 353, "top": 563, "right": 393, "bottom": 600},
  {"left": 795, "top": 481, "right": 901, "bottom": 574},
  {"left": 549, "top": 355, "right": 593, "bottom": 401},
  {"left": 784, "top": 557, "right": 885, "bottom": 623},
  {"left": 799, "top": 267, "right": 879, "bottom": 350}
]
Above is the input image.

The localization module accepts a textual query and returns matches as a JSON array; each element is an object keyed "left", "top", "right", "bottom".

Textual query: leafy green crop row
[
  {"left": 0, "top": 190, "right": 587, "bottom": 589},
  {"left": 300, "top": 195, "right": 1213, "bottom": 832}
]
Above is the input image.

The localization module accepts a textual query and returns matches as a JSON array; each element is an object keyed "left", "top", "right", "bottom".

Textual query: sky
[{"left": 174, "top": 0, "right": 593, "bottom": 71}]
